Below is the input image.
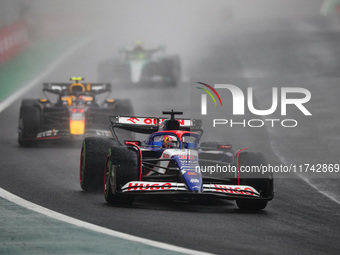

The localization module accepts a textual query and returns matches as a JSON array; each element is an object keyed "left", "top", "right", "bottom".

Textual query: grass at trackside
[{"left": 0, "top": 37, "right": 79, "bottom": 103}]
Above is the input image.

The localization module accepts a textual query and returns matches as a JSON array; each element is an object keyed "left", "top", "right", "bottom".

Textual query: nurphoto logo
[{"left": 196, "top": 82, "right": 312, "bottom": 128}]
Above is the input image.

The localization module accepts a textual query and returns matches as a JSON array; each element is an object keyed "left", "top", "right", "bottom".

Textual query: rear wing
[
  {"left": 42, "top": 82, "right": 111, "bottom": 95},
  {"left": 110, "top": 116, "right": 202, "bottom": 134}
]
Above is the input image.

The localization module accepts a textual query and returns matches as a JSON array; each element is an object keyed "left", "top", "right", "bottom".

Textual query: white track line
[
  {"left": 0, "top": 35, "right": 94, "bottom": 113},
  {"left": 0, "top": 188, "right": 213, "bottom": 255},
  {"left": 269, "top": 145, "right": 340, "bottom": 205},
  {"left": 242, "top": 70, "right": 340, "bottom": 206},
  {"left": 297, "top": 174, "right": 340, "bottom": 205}
]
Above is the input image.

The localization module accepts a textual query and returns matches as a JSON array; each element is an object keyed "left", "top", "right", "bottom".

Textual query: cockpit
[
  {"left": 148, "top": 131, "right": 200, "bottom": 149},
  {"left": 59, "top": 94, "right": 94, "bottom": 106},
  {"left": 58, "top": 81, "right": 94, "bottom": 106}
]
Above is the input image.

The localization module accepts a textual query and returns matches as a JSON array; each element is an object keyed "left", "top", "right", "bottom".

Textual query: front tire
[
  {"left": 236, "top": 152, "right": 273, "bottom": 210},
  {"left": 80, "top": 137, "right": 118, "bottom": 192},
  {"left": 104, "top": 146, "right": 139, "bottom": 204},
  {"left": 236, "top": 199, "right": 268, "bottom": 210},
  {"left": 104, "top": 157, "right": 133, "bottom": 204},
  {"left": 104, "top": 157, "right": 118, "bottom": 203},
  {"left": 18, "top": 100, "right": 41, "bottom": 146}
]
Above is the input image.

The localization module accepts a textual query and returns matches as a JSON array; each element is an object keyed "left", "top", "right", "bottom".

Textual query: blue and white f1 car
[{"left": 79, "top": 111, "right": 274, "bottom": 210}]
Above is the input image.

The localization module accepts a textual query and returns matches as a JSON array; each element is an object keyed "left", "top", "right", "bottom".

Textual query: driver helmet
[
  {"left": 77, "top": 95, "right": 85, "bottom": 105},
  {"left": 133, "top": 40, "right": 144, "bottom": 51},
  {"left": 163, "top": 135, "right": 178, "bottom": 148}
]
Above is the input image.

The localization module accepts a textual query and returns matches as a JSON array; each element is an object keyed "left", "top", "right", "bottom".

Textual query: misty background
[{"left": 1, "top": 0, "right": 340, "bottom": 179}]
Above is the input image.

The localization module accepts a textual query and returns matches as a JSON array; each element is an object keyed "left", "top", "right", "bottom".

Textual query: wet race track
[{"left": 1, "top": 1, "right": 340, "bottom": 254}]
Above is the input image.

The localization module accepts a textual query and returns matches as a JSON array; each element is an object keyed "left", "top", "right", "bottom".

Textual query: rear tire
[
  {"left": 236, "top": 152, "right": 273, "bottom": 210},
  {"left": 159, "top": 58, "right": 176, "bottom": 87},
  {"left": 163, "top": 56, "right": 181, "bottom": 87},
  {"left": 111, "top": 100, "right": 135, "bottom": 140},
  {"left": 113, "top": 99, "right": 134, "bottom": 116},
  {"left": 200, "top": 141, "right": 234, "bottom": 154},
  {"left": 200, "top": 141, "right": 218, "bottom": 148},
  {"left": 80, "top": 137, "right": 118, "bottom": 192},
  {"left": 171, "top": 55, "right": 181, "bottom": 86}
]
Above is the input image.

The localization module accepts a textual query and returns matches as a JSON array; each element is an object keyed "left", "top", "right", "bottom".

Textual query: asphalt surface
[{"left": 1, "top": 8, "right": 340, "bottom": 255}]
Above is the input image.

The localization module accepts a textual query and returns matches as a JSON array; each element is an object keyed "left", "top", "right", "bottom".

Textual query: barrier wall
[{"left": 0, "top": 20, "right": 28, "bottom": 65}]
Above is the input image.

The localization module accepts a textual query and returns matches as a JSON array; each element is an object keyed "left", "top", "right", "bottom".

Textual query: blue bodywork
[{"left": 143, "top": 131, "right": 204, "bottom": 192}]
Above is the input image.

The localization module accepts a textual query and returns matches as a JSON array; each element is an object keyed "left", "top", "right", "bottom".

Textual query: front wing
[{"left": 120, "top": 181, "right": 266, "bottom": 200}]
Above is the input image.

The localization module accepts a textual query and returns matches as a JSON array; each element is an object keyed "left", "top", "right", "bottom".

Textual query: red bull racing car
[
  {"left": 80, "top": 111, "right": 274, "bottom": 210},
  {"left": 18, "top": 77, "right": 133, "bottom": 146}
]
